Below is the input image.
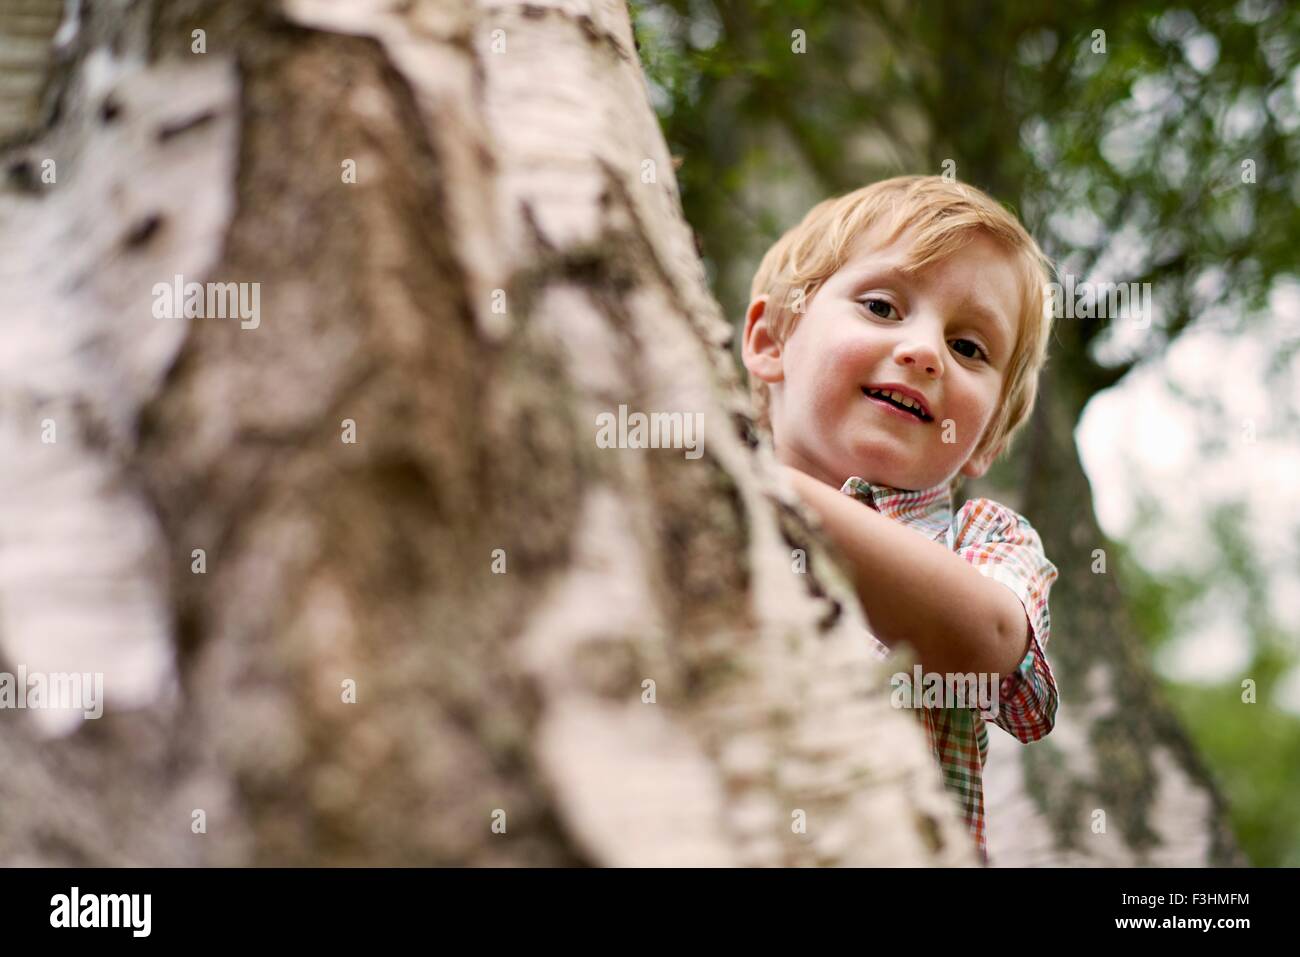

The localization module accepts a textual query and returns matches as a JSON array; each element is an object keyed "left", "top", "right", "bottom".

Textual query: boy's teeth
[{"left": 868, "top": 388, "right": 926, "bottom": 417}]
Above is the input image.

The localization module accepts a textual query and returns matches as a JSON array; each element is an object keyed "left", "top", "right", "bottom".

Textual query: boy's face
[{"left": 744, "top": 225, "right": 1021, "bottom": 491}]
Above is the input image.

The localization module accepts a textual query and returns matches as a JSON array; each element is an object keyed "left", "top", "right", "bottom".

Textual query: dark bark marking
[{"left": 122, "top": 211, "right": 164, "bottom": 248}]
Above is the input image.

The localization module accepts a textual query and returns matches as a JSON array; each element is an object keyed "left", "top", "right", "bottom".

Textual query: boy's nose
[{"left": 894, "top": 339, "right": 943, "bottom": 377}]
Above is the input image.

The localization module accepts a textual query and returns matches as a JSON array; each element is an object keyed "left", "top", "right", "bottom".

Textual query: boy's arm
[{"left": 781, "top": 466, "right": 1031, "bottom": 679}]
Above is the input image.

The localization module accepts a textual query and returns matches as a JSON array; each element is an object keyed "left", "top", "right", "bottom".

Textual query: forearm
[{"left": 783, "top": 468, "right": 1029, "bottom": 677}]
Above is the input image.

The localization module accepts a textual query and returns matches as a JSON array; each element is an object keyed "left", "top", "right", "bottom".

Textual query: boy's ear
[
  {"left": 741, "top": 294, "right": 784, "bottom": 384},
  {"left": 960, "top": 436, "right": 1006, "bottom": 479}
]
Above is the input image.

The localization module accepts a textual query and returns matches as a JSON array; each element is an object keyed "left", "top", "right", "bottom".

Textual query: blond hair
[{"left": 748, "top": 175, "right": 1054, "bottom": 481}]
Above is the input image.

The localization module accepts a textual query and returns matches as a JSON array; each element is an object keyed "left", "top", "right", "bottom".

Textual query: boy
[{"left": 741, "top": 175, "right": 1058, "bottom": 865}]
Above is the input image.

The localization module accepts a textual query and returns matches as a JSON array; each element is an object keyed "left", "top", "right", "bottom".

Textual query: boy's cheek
[{"left": 824, "top": 336, "right": 882, "bottom": 383}]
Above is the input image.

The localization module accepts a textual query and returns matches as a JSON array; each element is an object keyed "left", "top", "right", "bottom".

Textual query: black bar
[{"left": 0, "top": 866, "right": 1285, "bottom": 942}]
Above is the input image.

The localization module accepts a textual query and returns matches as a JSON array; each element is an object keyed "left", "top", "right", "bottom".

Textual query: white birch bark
[{"left": 0, "top": 0, "right": 977, "bottom": 865}]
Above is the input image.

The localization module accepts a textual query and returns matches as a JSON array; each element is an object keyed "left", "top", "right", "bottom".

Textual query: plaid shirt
[{"left": 840, "top": 476, "right": 1059, "bottom": 865}]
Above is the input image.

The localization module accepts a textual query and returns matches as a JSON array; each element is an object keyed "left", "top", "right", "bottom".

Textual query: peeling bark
[{"left": 0, "top": 0, "right": 66, "bottom": 144}]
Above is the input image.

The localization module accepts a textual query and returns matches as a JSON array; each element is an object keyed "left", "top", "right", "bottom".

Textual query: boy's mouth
[{"left": 862, "top": 386, "right": 933, "bottom": 422}]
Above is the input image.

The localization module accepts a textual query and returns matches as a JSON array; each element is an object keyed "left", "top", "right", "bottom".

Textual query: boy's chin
[
  {"left": 838, "top": 446, "right": 919, "bottom": 489},
  {"left": 840, "top": 437, "right": 964, "bottom": 491},
  {"left": 843, "top": 459, "right": 951, "bottom": 492}
]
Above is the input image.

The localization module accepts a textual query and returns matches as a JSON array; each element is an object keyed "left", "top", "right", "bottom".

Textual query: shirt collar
[{"left": 839, "top": 475, "right": 954, "bottom": 538}]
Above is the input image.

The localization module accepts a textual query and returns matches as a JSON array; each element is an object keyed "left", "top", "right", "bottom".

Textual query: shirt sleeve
[{"left": 951, "top": 498, "right": 1059, "bottom": 743}]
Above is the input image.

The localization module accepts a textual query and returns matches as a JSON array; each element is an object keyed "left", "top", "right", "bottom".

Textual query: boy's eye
[
  {"left": 950, "top": 338, "right": 987, "bottom": 361},
  {"left": 858, "top": 298, "right": 898, "bottom": 320}
]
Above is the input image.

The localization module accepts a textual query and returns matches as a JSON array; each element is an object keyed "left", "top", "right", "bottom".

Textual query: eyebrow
[{"left": 847, "top": 265, "right": 909, "bottom": 289}]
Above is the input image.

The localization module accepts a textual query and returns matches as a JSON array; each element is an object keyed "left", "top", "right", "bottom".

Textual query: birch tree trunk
[{"left": 0, "top": 0, "right": 977, "bottom": 866}]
